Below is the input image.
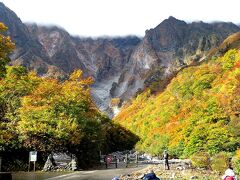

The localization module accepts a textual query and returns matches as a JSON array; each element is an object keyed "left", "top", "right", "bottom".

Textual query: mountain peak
[
  {"left": 161, "top": 16, "right": 186, "bottom": 25},
  {"left": 0, "top": 2, "right": 5, "bottom": 6},
  {"left": 0, "top": 2, "right": 10, "bottom": 11},
  {"left": 0, "top": 2, "right": 8, "bottom": 12},
  {"left": 168, "top": 16, "right": 178, "bottom": 21}
]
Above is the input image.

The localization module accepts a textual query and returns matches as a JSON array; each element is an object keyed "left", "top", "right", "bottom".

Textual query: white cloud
[{"left": 1, "top": 0, "right": 240, "bottom": 37}]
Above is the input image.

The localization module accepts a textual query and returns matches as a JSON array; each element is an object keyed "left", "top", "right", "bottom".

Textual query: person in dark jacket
[
  {"left": 163, "top": 150, "right": 170, "bottom": 170},
  {"left": 143, "top": 170, "right": 160, "bottom": 180}
]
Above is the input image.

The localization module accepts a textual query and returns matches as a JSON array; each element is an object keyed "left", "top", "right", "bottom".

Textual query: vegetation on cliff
[{"left": 114, "top": 48, "right": 240, "bottom": 158}]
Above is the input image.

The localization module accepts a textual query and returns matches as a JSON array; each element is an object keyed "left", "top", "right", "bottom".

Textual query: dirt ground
[{"left": 119, "top": 164, "right": 223, "bottom": 180}]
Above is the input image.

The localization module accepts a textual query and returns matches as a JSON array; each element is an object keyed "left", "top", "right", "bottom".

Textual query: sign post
[
  {"left": 105, "top": 155, "right": 112, "bottom": 169},
  {"left": 0, "top": 157, "right": 2, "bottom": 172},
  {"left": 29, "top": 151, "right": 37, "bottom": 172},
  {"left": 135, "top": 153, "right": 138, "bottom": 167},
  {"left": 125, "top": 154, "right": 128, "bottom": 168}
]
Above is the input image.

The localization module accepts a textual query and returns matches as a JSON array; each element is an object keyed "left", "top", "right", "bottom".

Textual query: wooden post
[
  {"left": 125, "top": 154, "right": 128, "bottom": 168},
  {"left": 105, "top": 156, "right": 108, "bottom": 169},
  {"left": 28, "top": 161, "right": 30, "bottom": 172},
  {"left": 33, "top": 161, "right": 36, "bottom": 172},
  {"left": 99, "top": 151, "right": 101, "bottom": 165},
  {"left": 0, "top": 157, "right": 2, "bottom": 172},
  {"left": 136, "top": 153, "right": 138, "bottom": 167},
  {"left": 114, "top": 156, "right": 117, "bottom": 168}
]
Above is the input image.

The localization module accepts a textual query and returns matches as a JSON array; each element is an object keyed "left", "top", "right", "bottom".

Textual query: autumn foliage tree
[
  {"left": 0, "top": 22, "right": 16, "bottom": 151},
  {"left": 0, "top": 23, "right": 139, "bottom": 170},
  {"left": 0, "top": 67, "right": 40, "bottom": 151},
  {"left": 0, "top": 67, "right": 138, "bottom": 169},
  {"left": 114, "top": 49, "right": 240, "bottom": 158},
  {"left": 18, "top": 70, "right": 94, "bottom": 151},
  {"left": 0, "top": 22, "right": 15, "bottom": 78}
]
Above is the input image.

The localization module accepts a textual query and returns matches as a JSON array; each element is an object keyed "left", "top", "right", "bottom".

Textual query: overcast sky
[{"left": 1, "top": 0, "right": 240, "bottom": 37}]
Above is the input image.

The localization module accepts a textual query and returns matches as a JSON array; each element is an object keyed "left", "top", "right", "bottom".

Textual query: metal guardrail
[{"left": 100, "top": 154, "right": 191, "bottom": 170}]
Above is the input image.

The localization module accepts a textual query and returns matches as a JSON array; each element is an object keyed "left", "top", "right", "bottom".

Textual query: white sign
[{"left": 29, "top": 151, "right": 37, "bottom": 162}]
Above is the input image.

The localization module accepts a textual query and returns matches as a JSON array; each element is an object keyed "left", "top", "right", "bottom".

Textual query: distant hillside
[{"left": 114, "top": 36, "right": 240, "bottom": 157}]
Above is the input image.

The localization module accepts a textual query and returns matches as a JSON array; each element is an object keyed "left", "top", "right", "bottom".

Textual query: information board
[{"left": 29, "top": 151, "right": 37, "bottom": 162}]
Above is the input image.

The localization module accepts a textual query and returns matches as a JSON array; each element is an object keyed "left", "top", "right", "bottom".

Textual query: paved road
[{"left": 12, "top": 166, "right": 146, "bottom": 180}]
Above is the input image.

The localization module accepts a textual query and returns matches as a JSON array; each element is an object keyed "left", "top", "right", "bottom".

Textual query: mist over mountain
[{"left": 0, "top": 2, "right": 239, "bottom": 117}]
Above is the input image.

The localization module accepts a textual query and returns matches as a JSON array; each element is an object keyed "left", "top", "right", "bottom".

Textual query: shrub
[
  {"left": 232, "top": 149, "right": 240, "bottom": 174},
  {"left": 210, "top": 152, "right": 230, "bottom": 173},
  {"left": 221, "top": 49, "right": 240, "bottom": 70},
  {"left": 232, "top": 157, "right": 240, "bottom": 175},
  {"left": 190, "top": 151, "right": 210, "bottom": 169}
]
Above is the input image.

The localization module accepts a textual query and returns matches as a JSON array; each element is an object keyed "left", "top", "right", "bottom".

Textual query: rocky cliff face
[
  {"left": 1, "top": 2, "right": 239, "bottom": 117},
  {"left": 26, "top": 24, "right": 141, "bottom": 115},
  {"left": 73, "top": 37, "right": 140, "bottom": 115},
  {"left": 0, "top": 2, "right": 141, "bottom": 116},
  {"left": 26, "top": 24, "right": 88, "bottom": 75},
  {"left": 0, "top": 2, "right": 64, "bottom": 77},
  {"left": 110, "top": 16, "right": 240, "bottom": 108}
]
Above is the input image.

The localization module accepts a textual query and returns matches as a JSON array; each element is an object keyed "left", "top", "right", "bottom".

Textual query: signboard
[
  {"left": 105, "top": 155, "right": 112, "bottom": 164},
  {"left": 29, "top": 151, "right": 37, "bottom": 162}
]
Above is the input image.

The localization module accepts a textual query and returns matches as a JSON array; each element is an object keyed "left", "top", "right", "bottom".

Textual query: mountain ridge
[
  {"left": 0, "top": 2, "right": 240, "bottom": 116},
  {"left": 109, "top": 16, "right": 240, "bottom": 108}
]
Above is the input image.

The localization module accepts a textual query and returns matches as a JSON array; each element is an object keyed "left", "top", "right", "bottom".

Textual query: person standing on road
[{"left": 163, "top": 150, "right": 170, "bottom": 170}]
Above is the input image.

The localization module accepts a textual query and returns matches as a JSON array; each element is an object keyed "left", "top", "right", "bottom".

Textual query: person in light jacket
[{"left": 222, "top": 166, "right": 238, "bottom": 180}]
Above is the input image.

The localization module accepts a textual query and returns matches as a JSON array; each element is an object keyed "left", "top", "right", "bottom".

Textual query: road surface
[{"left": 12, "top": 166, "right": 146, "bottom": 180}]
